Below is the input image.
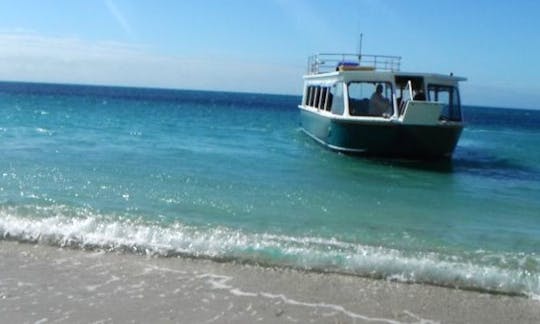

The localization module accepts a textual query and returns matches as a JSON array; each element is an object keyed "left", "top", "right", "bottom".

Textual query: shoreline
[{"left": 1, "top": 241, "right": 539, "bottom": 323}]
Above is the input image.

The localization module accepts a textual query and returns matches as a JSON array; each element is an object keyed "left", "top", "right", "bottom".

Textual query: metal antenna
[{"left": 358, "top": 33, "right": 363, "bottom": 62}]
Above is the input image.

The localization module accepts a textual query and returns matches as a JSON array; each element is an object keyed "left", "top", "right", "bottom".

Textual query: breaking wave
[{"left": 0, "top": 204, "right": 538, "bottom": 298}]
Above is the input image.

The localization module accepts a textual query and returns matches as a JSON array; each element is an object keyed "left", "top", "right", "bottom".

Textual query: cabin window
[
  {"left": 427, "top": 85, "right": 462, "bottom": 121},
  {"left": 304, "top": 85, "right": 334, "bottom": 111},
  {"left": 347, "top": 82, "right": 393, "bottom": 117},
  {"left": 330, "top": 83, "right": 345, "bottom": 115},
  {"left": 318, "top": 87, "right": 326, "bottom": 110},
  {"left": 304, "top": 86, "right": 311, "bottom": 106},
  {"left": 325, "top": 88, "right": 333, "bottom": 111},
  {"left": 315, "top": 86, "right": 322, "bottom": 109},
  {"left": 309, "top": 86, "right": 316, "bottom": 107}
]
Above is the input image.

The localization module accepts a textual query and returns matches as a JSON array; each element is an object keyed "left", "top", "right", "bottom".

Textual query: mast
[{"left": 358, "top": 33, "right": 363, "bottom": 63}]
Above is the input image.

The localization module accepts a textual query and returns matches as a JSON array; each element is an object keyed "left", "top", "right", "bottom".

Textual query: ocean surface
[{"left": 1, "top": 81, "right": 539, "bottom": 298}]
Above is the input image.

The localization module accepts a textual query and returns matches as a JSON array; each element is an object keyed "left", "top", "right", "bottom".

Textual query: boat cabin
[{"left": 301, "top": 53, "right": 465, "bottom": 124}]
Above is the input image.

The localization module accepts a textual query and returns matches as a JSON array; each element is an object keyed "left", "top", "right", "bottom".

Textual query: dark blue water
[{"left": 1, "top": 82, "right": 539, "bottom": 297}]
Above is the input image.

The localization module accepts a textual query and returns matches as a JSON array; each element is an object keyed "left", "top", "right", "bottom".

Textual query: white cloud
[
  {"left": 0, "top": 32, "right": 302, "bottom": 95},
  {"left": 1, "top": 32, "right": 537, "bottom": 108}
]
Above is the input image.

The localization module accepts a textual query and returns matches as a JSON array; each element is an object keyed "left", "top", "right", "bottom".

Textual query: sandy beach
[{"left": 0, "top": 241, "right": 537, "bottom": 323}]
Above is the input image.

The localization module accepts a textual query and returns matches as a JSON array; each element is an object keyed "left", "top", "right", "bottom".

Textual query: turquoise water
[{"left": 1, "top": 82, "right": 539, "bottom": 297}]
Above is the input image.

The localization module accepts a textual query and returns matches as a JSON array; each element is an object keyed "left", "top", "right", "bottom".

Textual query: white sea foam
[
  {"left": 0, "top": 204, "right": 539, "bottom": 298},
  {"left": 35, "top": 127, "right": 52, "bottom": 134},
  {"left": 197, "top": 272, "right": 435, "bottom": 324}
]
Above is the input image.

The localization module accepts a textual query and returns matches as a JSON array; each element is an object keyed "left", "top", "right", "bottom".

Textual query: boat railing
[{"left": 307, "top": 53, "right": 401, "bottom": 74}]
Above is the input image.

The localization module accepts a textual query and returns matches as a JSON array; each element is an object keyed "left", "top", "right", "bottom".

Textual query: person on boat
[
  {"left": 414, "top": 90, "right": 426, "bottom": 101},
  {"left": 369, "top": 84, "right": 390, "bottom": 116}
]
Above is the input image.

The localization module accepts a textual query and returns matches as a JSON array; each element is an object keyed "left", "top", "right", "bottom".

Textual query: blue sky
[{"left": 0, "top": 0, "right": 539, "bottom": 109}]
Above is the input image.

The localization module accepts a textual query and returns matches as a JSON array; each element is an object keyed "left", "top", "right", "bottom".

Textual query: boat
[{"left": 298, "top": 53, "right": 466, "bottom": 159}]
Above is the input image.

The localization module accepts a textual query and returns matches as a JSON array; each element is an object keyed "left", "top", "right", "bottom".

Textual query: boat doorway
[{"left": 395, "top": 76, "right": 425, "bottom": 114}]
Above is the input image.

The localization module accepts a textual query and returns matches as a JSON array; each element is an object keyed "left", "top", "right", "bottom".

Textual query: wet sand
[{"left": 0, "top": 241, "right": 538, "bottom": 323}]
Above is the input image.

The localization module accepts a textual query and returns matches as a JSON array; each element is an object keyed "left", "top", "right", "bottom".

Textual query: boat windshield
[
  {"left": 427, "top": 84, "right": 462, "bottom": 121},
  {"left": 347, "top": 82, "right": 393, "bottom": 117}
]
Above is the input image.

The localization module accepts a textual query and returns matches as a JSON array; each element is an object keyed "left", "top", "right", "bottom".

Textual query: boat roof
[
  {"left": 305, "top": 53, "right": 466, "bottom": 83},
  {"left": 304, "top": 70, "right": 466, "bottom": 83}
]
